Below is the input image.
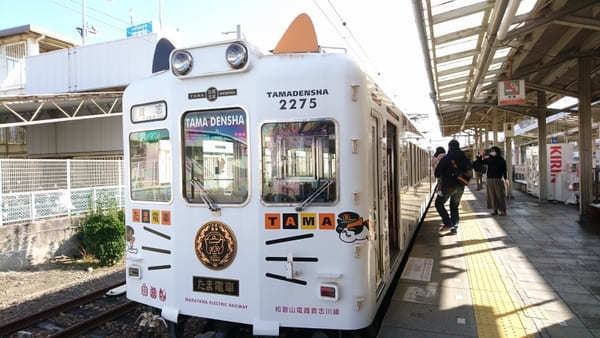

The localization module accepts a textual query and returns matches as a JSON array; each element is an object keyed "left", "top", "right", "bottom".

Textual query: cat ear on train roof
[{"left": 273, "top": 13, "right": 319, "bottom": 54}]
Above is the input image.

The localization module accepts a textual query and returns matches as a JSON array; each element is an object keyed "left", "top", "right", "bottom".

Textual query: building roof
[{"left": 0, "top": 24, "right": 78, "bottom": 52}]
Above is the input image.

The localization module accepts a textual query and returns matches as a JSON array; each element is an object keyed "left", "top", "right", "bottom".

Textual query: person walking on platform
[
  {"left": 435, "top": 140, "right": 472, "bottom": 234},
  {"left": 432, "top": 146, "right": 446, "bottom": 170},
  {"left": 473, "top": 154, "right": 484, "bottom": 191},
  {"left": 483, "top": 146, "right": 508, "bottom": 216}
]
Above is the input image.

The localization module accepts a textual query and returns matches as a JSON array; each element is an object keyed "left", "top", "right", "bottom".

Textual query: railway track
[{"left": 0, "top": 280, "right": 137, "bottom": 337}]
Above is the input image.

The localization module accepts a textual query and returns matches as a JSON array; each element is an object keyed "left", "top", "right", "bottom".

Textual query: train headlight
[
  {"left": 171, "top": 50, "right": 193, "bottom": 76},
  {"left": 225, "top": 43, "right": 248, "bottom": 69}
]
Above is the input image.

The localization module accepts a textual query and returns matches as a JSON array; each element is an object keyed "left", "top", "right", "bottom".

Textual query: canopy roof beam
[
  {"left": 504, "top": 0, "right": 598, "bottom": 41},
  {"left": 461, "top": 0, "right": 510, "bottom": 131},
  {"left": 437, "top": 100, "right": 576, "bottom": 116},
  {"left": 481, "top": 49, "right": 600, "bottom": 92},
  {"left": 435, "top": 48, "right": 480, "bottom": 64},
  {"left": 432, "top": 1, "right": 494, "bottom": 25},
  {"left": 435, "top": 26, "right": 487, "bottom": 45},
  {"left": 525, "top": 82, "right": 578, "bottom": 97},
  {"left": 0, "top": 92, "right": 123, "bottom": 127},
  {"left": 439, "top": 76, "right": 470, "bottom": 87},
  {"left": 555, "top": 15, "right": 600, "bottom": 31}
]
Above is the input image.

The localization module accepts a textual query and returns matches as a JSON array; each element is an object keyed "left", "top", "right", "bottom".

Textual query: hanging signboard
[
  {"left": 498, "top": 80, "right": 526, "bottom": 105},
  {"left": 127, "top": 22, "right": 153, "bottom": 38}
]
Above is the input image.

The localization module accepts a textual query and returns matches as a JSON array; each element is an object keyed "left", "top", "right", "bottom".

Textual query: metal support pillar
[
  {"left": 505, "top": 135, "right": 513, "bottom": 198},
  {"left": 513, "top": 137, "right": 521, "bottom": 165},
  {"left": 579, "top": 57, "right": 593, "bottom": 218},
  {"left": 485, "top": 126, "right": 489, "bottom": 148},
  {"left": 474, "top": 129, "right": 479, "bottom": 160},
  {"left": 493, "top": 114, "right": 498, "bottom": 145},
  {"left": 538, "top": 90, "right": 548, "bottom": 202}
]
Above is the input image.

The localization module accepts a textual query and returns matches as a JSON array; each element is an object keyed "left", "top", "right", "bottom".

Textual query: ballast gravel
[{"left": 0, "top": 261, "right": 125, "bottom": 327}]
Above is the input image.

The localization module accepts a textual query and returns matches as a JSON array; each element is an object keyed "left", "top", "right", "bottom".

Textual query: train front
[{"left": 122, "top": 36, "right": 376, "bottom": 335}]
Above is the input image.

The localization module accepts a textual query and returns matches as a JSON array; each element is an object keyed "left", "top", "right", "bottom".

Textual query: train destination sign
[
  {"left": 193, "top": 276, "right": 239, "bottom": 296},
  {"left": 184, "top": 109, "right": 247, "bottom": 146}
]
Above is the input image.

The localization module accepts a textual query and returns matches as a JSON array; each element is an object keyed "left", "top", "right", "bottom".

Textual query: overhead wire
[
  {"left": 50, "top": 0, "right": 127, "bottom": 33},
  {"left": 310, "top": 0, "right": 364, "bottom": 63},
  {"left": 322, "top": 0, "right": 415, "bottom": 114},
  {"left": 67, "top": 0, "right": 131, "bottom": 26},
  {"left": 326, "top": 0, "right": 379, "bottom": 74}
]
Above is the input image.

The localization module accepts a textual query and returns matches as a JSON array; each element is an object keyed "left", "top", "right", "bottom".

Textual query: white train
[{"left": 123, "top": 14, "right": 434, "bottom": 336}]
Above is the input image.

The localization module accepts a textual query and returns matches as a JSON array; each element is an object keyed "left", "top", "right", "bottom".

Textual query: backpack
[
  {"left": 450, "top": 158, "right": 472, "bottom": 186},
  {"left": 473, "top": 160, "right": 483, "bottom": 172}
]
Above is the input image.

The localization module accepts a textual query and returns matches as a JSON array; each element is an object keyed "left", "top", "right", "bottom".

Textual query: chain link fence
[{"left": 0, "top": 159, "right": 123, "bottom": 225}]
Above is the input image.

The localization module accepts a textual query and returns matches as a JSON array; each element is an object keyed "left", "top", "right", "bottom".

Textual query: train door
[
  {"left": 370, "top": 115, "right": 384, "bottom": 294},
  {"left": 386, "top": 122, "right": 399, "bottom": 259}
]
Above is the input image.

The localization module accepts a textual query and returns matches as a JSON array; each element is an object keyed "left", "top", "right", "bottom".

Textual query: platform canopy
[
  {"left": 413, "top": 0, "right": 600, "bottom": 136},
  {"left": 0, "top": 91, "right": 122, "bottom": 128}
]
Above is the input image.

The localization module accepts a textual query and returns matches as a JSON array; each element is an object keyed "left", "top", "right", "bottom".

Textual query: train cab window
[
  {"left": 261, "top": 120, "right": 336, "bottom": 204},
  {"left": 182, "top": 108, "right": 248, "bottom": 204},
  {"left": 129, "top": 129, "right": 172, "bottom": 202}
]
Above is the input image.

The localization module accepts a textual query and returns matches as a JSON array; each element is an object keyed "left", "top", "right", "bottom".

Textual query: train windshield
[
  {"left": 129, "top": 129, "right": 172, "bottom": 202},
  {"left": 261, "top": 120, "right": 336, "bottom": 203},
  {"left": 182, "top": 108, "right": 248, "bottom": 204}
]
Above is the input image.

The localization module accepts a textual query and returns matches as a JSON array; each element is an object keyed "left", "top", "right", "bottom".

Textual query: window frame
[
  {"left": 180, "top": 106, "right": 251, "bottom": 208},
  {"left": 128, "top": 128, "right": 173, "bottom": 204},
  {"left": 259, "top": 118, "right": 340, "bottom": 207}
]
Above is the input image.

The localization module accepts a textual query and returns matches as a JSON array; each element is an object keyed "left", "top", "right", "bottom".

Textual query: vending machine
[
  {"left": 525, "top": 144, "right": 574, "bottom": 202},
  {"left": 526, "top": 146, "right": 539, "bottom": 197},
  {"left": 547, "top": 143, "right": 574, "bottom": 202}
]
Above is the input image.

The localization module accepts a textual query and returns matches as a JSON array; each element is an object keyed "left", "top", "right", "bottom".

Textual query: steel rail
[
  {"left": 49, "top": 301, "right": 137, "bottom": 338},
  {"left": 0, "top": 279, "right": 125, "bottom": 335}
]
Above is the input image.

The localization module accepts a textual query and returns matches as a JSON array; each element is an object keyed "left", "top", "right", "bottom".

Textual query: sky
[{"left": 0, "top": 0, "right": 445, "bottom": 146}]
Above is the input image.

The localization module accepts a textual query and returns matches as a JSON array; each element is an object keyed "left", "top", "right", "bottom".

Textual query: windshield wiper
[
  {"left": 190, "top": 178, "right": 221, "bottom": 212},
  {"left": 295, "top": 180, "right": 334, "bottom": 212}
]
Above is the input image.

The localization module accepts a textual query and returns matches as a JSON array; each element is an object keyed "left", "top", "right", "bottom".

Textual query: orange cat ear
[{"left": 273, "top": 13, "right": 319, "bottom": 54}]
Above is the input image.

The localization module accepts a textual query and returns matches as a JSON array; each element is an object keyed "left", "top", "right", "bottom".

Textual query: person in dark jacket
[
  {"left": 473, "top": 155, "right": 484, "bottom": 191},
  {"left": 435, "top": 139, "right": 471, "bottom": 234},
  {"left": 483, "top": 146, "right": 507, "bottom": 215}
]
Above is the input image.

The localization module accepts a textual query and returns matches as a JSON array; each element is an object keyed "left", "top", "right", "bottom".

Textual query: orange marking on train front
[
  {"left": 265, "top": 213, "right": 281, "bottom": 230},
  {"left": 319, "top": 213, "right": 335, "bottom": 230},
  {"left": 346, "top": 218, "right": 364, "bottom": 228}
]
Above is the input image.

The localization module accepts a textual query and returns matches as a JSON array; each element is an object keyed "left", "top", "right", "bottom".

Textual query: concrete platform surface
[{"left": 379, "top": 184, "right": 600, "bottom": 338}]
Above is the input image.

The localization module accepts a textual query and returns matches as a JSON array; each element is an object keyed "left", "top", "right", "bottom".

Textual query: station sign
[
  {"left": 498, "top": 80, "right": 526, "bottom": 105},
  {"left": 127, "top": 22, "right": 153, "bottom": 37}
]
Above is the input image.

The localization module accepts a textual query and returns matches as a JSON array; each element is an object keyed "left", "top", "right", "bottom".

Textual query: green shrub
[{"left": 79, "top": 199, "right": 125, "bottom": 266}]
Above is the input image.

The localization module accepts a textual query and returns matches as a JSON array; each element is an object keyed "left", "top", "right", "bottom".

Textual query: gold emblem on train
[{"left": 194, "top": 221, "right": 237, "bottom": 270}]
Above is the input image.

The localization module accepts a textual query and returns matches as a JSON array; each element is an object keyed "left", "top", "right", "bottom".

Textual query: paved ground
[{"left": 378, "top": 183, "right": 600, "bottom": 338}]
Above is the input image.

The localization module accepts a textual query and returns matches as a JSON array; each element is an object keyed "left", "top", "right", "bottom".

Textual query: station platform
[{"left": 378, "top": 184, "right": 600, "bottom": 338}]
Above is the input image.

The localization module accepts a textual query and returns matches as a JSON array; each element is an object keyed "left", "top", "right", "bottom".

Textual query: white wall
[
  {"left": 25, "top": 33, "right": 159, "bottom": 93},
  {"left": 27, "top": 116, "right": 122, "bottom": 156}
]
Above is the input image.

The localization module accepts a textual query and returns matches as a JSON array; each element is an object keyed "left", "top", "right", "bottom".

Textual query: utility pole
[
  {"left": 82, "top": 0, "right": 87, "bottom": 45},
  {"left": 158, "top": 0, "right": 163, "bottom": 31}
]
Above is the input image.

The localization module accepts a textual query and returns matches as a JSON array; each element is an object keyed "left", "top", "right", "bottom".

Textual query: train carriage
[{"left": 123, "top": 14, "right": 434, "bottom": 336}]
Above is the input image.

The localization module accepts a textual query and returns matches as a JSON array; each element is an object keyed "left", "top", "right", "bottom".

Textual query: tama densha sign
[{"left": 498, "top": 80, "right": 526, "bottom": 105}]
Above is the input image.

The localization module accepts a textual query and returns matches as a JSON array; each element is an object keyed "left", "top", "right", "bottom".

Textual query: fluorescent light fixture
[{"left": 548, "top": 96, "right": 578, "bottom": 110}]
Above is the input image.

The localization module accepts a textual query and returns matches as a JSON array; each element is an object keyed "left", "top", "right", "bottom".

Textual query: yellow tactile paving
[{"left": 459, "top": 200, "right": 540, "bottom": 338}]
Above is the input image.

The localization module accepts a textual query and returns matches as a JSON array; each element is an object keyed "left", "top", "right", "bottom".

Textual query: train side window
[
  {"left": 261, "top": 120, "right": 336, "bottom": 204},
  {"left": 182, "top": 108, "right": 248, "bottom": 204},
  {"left": 129, "top": 129, "right": 172, "bottom": 202}
]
